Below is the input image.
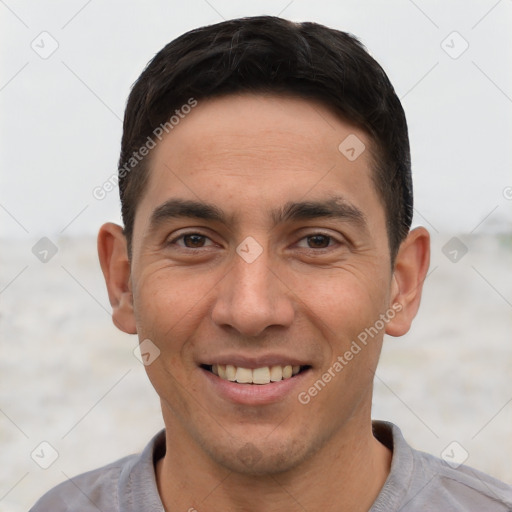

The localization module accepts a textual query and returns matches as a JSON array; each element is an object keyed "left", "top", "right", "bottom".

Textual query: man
[{"left": 31, "top": 15, "right": 512, "bottom": 512}]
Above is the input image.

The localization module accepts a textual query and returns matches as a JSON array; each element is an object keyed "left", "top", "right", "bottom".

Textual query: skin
[{"left": 98, "top": 93, "right": 430, "bottom": 512}]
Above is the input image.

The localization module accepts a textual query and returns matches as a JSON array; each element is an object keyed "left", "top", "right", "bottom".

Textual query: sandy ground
[{"left": 1, "top": 233, "right": 511, "bottom": 512}]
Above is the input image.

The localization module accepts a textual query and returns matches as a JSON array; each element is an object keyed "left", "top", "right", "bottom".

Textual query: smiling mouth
[{"left": 201, "top": 364, "right": 311, "bottom": 384}]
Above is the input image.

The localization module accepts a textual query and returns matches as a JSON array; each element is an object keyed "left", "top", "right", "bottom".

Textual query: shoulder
[
  {"left": 29, "top": 429, "right": 166, "bottom": 512},
  {"left": 411, "top": 446, "right": 512, "bottom": 511},
  {"left": 372, "top": 421, "right": 512, "bottom": 512},
  {"left": 29, "top": 454, "right": 136, "bottom": 512}
]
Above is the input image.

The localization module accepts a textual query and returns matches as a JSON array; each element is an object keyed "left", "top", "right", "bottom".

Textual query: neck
[{"left": 156, "top": 413, "right": 391, "bottom": 512}]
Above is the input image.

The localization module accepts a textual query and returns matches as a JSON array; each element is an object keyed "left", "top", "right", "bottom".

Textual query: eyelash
[{"left": 167, "top": 231, "right": 343, "bottom": 251}]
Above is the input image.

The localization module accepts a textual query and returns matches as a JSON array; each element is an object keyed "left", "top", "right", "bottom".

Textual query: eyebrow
[
  {"left": 148, "top": 196, "right": 367, "bottom": 233},
  {"left": 149, "top": 199, "right": 227, "bottom": 229},
  {"left": 272, "top": 197, "right": 367, "bottom": 230}
]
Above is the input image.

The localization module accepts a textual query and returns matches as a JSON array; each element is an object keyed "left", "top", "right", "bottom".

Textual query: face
[{"left": 127, "top": 94, "right": 399, "bottom": 474}]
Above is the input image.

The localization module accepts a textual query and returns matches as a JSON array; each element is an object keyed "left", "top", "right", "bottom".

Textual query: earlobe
[
  {"left": 97, "top": 223, "right": 137, "bottom": 335},
  {"left": 385, "top": 227, "right": 430, "bottom": 337}
]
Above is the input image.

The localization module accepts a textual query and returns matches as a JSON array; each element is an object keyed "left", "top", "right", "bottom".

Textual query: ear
[
  {"left": 385, "top": 227, "right": 430, "bottom": 337},
  {"left": 97, "top": 222, "right": 137, "bottom": 335}
]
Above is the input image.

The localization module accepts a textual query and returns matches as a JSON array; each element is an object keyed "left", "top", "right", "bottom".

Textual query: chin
[{"left": 202, "top": 433, "right": 320, "bottom": 476}]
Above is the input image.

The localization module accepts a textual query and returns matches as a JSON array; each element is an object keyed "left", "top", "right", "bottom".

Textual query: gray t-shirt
[{"left": 30, "top": 421, "right": 512, "bottom": 511}]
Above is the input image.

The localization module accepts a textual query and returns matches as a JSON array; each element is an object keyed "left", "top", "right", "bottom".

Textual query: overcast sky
[{"left": 1, "top": 0, "right": 511, "bottom": 238}]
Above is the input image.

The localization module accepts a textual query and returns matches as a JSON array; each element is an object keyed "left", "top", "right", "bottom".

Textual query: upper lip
[{"left": 199, "top": 354, "right": 311, "bottom": 369}]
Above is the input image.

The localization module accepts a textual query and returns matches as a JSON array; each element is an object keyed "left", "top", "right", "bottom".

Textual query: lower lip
[{"left": 200, "top": 367, "right": 311, "bottom": 405}]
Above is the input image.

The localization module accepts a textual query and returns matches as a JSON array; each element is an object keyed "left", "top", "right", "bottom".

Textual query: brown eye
[
  {"left": 182, "top": 234, "right": 207, "bottom": 248},
  {"left": 169, "top": 232, "right": 215, "bottom": 249},
  {"left": 306, "top": 234, "right": 332, "bottom": 248}
]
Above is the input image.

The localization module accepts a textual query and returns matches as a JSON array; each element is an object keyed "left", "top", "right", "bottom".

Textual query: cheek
[
  {"left": 297, "top": 271, "right": 388, "bottom": 416},
  {"left": 295, "top": 266, "right": 389, "bottom": 343},
  {"left": 132, "top": 266, "right": 214, "bottom": 350},
  {"left": 132, "top": 269, "right": 214, "bottom": 406}
]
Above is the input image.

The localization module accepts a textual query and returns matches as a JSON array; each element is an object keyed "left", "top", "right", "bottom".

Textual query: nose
[{"left": 211, "top": 247, "right": 295, "bottom": 337}]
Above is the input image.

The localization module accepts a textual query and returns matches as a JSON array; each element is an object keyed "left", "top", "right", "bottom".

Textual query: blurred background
[{"left": 1, "top": 1, "right": 511, "bottom": 510}]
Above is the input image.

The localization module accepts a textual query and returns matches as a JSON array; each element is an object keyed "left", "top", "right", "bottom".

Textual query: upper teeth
[{"left": 211, "top": 364, "right": 301, "bottom": 384}]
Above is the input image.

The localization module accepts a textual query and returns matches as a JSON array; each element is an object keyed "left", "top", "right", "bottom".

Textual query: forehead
[
  {"left": 157, "top": 93, "right": 369, "bottom": 174},
  {"left": 135, "top": 93, "right": 383, "bottom": 232}
]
